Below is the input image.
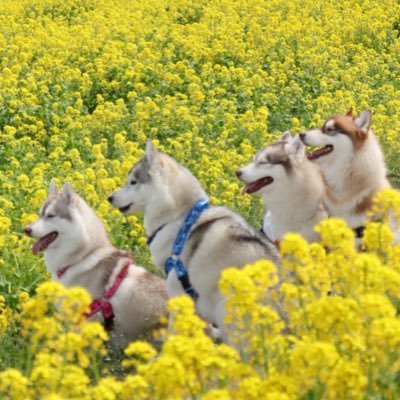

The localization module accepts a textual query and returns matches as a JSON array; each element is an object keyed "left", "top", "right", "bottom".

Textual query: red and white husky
[{"left": 299, "top": 108, "right": 391, "bottom": 232}]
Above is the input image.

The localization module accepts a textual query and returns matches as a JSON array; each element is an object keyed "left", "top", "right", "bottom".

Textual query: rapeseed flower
[{"left": 2, "top": 0, "right": 400, "bottom": 398}]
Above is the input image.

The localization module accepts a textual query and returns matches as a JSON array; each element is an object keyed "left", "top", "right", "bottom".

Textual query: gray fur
[
  {"left": 133, "top": 157, "right": 152, "bottom": 183},
  {"left": 256, "top": 142, "right": 293, "bottom": 172},
  {"left": 187, "top": 216, "right": 231, "bottom": 259},
  {"left": 53, "top": 196, "right": 73, "bottom": 220},
  {"left": 40, "top": 196, "right": 72, "bottom": 220}
]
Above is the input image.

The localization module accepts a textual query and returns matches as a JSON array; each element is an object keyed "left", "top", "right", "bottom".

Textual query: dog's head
[
  {"left": 108, "top": 140, "right": 206, "bottom": 215},
  {"left": 24, "top": 181, "right": 90, "bottom": 254},
  {"left": 108, "top": 141, "right": 156, "bottom": 215},
  {"left": 236, "top": 131, "right": 306, "bottom": 195},
  {"left": 299, "top": 108, "right": 372, "bottom": 164}
]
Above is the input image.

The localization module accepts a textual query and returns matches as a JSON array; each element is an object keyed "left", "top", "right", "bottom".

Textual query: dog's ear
[
  {"left": 280, "top": 130, "right": 292, "bottom": 143},
  {"left": 49, "top": 179, "right": 58, "bottom": 196},
  {"left": 346, "top": 107, "right": 354, "bottom": 117},
  {"left": 355, "top": 109, "right": 371, "bottom": 131},
  {"left": 286, "top": 134, "right": 305, "bottom": 165},
  {"left": 354, "top": 109, "right": 371, "bottom": 140},
  {"left": 145, "top": 139, "right": 158, "bottom": 165},
  {"left": 61, "top": 182, "right": 73, "bottom": 204}
]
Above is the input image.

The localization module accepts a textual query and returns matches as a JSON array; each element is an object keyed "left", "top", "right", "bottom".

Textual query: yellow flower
[
  {"left": 123, "top": 341, "right": 157, "bottom": 368},
  {"left": 362, "top": 221, "right": 394, "bottom": 253},
  {"left": 120, "top": 375, "right": 149, "bottom": 400},
  {"left": 0, "top": 369, "right": 30, "bottom": 399},
  {"left": 202, "top": 389, "right": 232, "bottom": 400},
  {"left": 369, "top": 189, "right": 400, "bottom": 223},
  {"left": 314, "top": 218, "right": 355, "bottom": 255},
  {"left": 90, "top": 377, "right": 121, "bottom": 400},
  {"left": 142, "top": 355, "right": 186, "bottom": 398}
]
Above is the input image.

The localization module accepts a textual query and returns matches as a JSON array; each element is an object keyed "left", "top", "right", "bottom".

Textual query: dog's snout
[
  {"left": 299, "top": 132, "right": 306, "bottom": 142},
  {"left": 24, "top": 226, "right": 32, "bottom": 236},
  {"left": 235, "top": 170, "right": 243, "bottom": 179},
  {"left": 108, "top": 195, "right": 114, "bottom": 204}
]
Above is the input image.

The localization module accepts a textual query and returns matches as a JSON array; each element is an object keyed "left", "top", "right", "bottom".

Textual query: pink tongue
[
  {"left": 32, "top": 232, "right": 58, "bottom": 254},
  {"left": 308, "top": 145, "right": 333, "bottom": 160},
  {"left": 242, "top": 177, "right": 273, "bottom": 194}
]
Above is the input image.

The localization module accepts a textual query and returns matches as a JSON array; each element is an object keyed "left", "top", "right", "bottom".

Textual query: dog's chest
[
  {"left": 63, "top": 272, "right": 104, "bottom": 299},
  {"left": 148, "top": 222, "right": 182, "bottom": 272}
]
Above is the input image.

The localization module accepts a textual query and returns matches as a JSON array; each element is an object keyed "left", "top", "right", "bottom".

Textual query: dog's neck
[
  {"left": 322, "top": 136, "right": 389, "bottom": 202},
  {"left": 262, "top": 164, "right": 325, "bottom": 220},
  {"left": 45, "top": 243, "right": 115, "bottom": 276},
  {"left": 144, "top": 203, "right": 192, "bottom": 238},
  {"left": 54, "top": 247, "right": 129, "bottom": 301},
  {"left": 144, "top": 189, "right": 207, "bottom": 236}
]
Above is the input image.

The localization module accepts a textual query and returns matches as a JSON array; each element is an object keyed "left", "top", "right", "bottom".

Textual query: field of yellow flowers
[{"left": 1, "top": 0, "right": 400, "bottom": 398}]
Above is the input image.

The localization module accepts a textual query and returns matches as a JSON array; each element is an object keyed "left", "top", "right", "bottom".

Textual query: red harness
[
  {"left": 57, "top": 264, "right": 73, "bottom": 278},
  {"left": 57, "top": 261, "right": 131, "bottom": 330}
]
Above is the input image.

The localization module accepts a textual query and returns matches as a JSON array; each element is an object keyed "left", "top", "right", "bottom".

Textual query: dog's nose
[
  {"left": 107, "top": 195, "right": 114, "bottom": 204},
  {"left": 24, "top": 226, "right": 32, "bottom": 236},
  {"left": 235, "top": 170, "right": 243, "bottom": 179},
  {"left": 299, "top": 132, "right": 306, "bottom": 142}
]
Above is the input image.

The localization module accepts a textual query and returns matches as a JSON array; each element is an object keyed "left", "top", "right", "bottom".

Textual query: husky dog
[
  {"left": 299, "top": 109, "right": 391, "bottom": 232},
  {"left": 236, "top": 132, "right": 328, "bottom": 243},
  {"left": 108, "top": 140, "right": 279, "bottom": 341},
  {"left": 24, "top": 181, "right": 168, "bottom": 347}
]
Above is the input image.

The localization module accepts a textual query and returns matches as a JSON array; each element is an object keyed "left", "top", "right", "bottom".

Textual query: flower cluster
[
  {"left": 1, "top": 0, "right": 400, "bottom": 398},
  {"left": 2, "top": 200, "right": 400, "bottom": 398},
  {"left": 217, "top": 208, "right": 400, "bottom": 399}
]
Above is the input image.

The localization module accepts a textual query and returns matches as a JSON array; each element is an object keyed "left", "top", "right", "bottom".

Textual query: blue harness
[{"left": 148, "top": 199, "right": 209, "bottom": 300}]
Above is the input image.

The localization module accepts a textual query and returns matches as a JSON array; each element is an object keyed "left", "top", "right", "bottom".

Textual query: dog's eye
[
  {"left": 46, "top": 214, "right": 55, "bottom": 219},
  {"left": 130, "top": 180, "right": 137, "bottom": 185},
  {"left": 270, "top": 160, "right": 284, "bottom": 165}
]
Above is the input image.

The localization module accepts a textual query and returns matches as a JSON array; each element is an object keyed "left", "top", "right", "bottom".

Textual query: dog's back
[
  {"left": 107, "top": 253, "right": 168, "bottom": 346},
  {"left": 159, "top": 204, "right": 280, "bottom": 343},
  {"left": 183, "top": 205, "right": 279, "bottom": 325}
]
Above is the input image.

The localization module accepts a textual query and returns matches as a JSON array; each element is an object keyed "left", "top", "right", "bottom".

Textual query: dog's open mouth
[
  {"left": 32, "top": 232, "right": 58, "bottom": 254},
  {"left": 119, "top": 203, "right": 133, "bottom": 213},
  {"left": 242, "top": 177, "right": 274, "bottom": 194},
  {"left": 307, "top": 145, "right": 334, "bottom": 160}
]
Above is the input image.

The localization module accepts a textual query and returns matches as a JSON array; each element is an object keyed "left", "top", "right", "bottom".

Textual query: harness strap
[
  {"left": 165, "top": 257, "right": 198, "bottom": 299},
  {"left": 354, "top": 225, "right": 365, "bottom": 239},
  {"left": 84, "top": 261, "right": 130, "bottom": 330},
  {"left": 147, "top": 223, "right": 167, "bottom": 246},
  {"left": 57, "top": 264, "right": 73, "bottom": 278},
  {"left": 164, "top": 199, "right": 209, "bottom": 300}
]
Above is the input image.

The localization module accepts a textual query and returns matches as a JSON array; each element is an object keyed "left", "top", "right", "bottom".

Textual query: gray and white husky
[
  {"left": 108, "top": 140, "right": 279, "bottom": 341},
  {"left": 24, "top": 181, "right": 168, "bottom": 347},
  {"left": 236, "top": 132, "right": 328, "bottom": 243}
]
